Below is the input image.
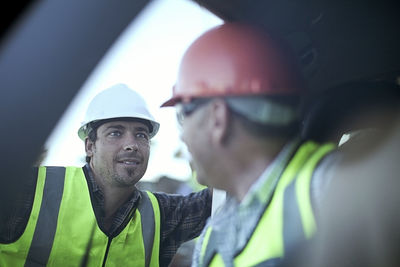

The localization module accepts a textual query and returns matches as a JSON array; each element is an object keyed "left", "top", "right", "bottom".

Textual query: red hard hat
[{"left": 161, "top": 22, "right": 305, "bottom": 107}]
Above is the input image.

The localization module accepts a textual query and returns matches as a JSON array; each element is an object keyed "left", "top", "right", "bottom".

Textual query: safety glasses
[{"left": 176, "top": 98, "right": 211, "bottom": 125}]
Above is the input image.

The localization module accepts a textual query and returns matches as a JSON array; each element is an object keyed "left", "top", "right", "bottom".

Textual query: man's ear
[
  {"left": 210, "top": 99, "right": 230, "bottom": 145},
  {"left": 85, "top": 138, "right": 94, "bottom": 158}
]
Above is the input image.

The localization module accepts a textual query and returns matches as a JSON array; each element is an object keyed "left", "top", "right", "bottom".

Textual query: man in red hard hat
[{"left": 161, "top": 22, "right": 337, "bottom": 266}]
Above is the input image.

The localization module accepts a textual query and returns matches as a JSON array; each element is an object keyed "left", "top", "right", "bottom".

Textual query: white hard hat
[{"left": 78, "top": 84, "right": 160, "bottom": 140}]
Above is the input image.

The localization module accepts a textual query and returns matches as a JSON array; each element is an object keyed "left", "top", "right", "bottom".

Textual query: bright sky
[{"left": 43, "top": 0, "right": 222, "bottom": 182}]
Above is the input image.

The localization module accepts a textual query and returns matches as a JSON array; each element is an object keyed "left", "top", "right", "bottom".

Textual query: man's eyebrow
[
  {"left": 136, "top": 126, "right": 150, "bottom": 133},
  {"left": 104, "top": 124, "right": 149, "bottom": 133},
  {"left": 105, "top": 124, "right": 125, "bottom": 130}
]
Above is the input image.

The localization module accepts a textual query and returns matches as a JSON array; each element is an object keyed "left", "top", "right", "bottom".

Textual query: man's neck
[
  {"left": 101, "top": 185, "right": 135, "bottom": 219},
  {"left": 228, "top": 153, "right": 275, "bottom": 201},
  {"left": 90, "top": 172, "right": 136, "bottom": 219},
  {"left": 226, "top": 137, "right": 286, "bottom": 201}
]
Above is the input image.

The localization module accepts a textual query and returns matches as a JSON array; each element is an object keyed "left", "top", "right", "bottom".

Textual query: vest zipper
[{"left": 102, "top": 237, "right": 113, "bottom": 267}]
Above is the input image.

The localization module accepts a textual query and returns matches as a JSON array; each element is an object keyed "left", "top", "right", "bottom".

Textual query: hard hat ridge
[{"left": 78, "top": 84, "right": 160, "bottom": 140}]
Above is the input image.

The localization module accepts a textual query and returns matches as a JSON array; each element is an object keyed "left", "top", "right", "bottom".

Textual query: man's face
[
  {"left": 86, "top": 120, "right": 150, "bottom": 188},
  {"left": 179, "top": 103, "right": 214, "bottom": 187}
]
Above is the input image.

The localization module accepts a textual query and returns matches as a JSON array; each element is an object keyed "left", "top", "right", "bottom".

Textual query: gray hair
[{"left": 225, "top": 96, "right": 300, "bottom": 126}]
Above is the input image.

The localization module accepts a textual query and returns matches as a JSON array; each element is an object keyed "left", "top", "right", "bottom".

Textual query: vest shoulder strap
[
  {"left": 138, "top": 190, "right": 157, "bottom": 267},
  {"left": 25, "top": 166, "right": 66, "bottom": 267},
  {"left": 283, "top": 142, "right": 335, "bottom": 252}
]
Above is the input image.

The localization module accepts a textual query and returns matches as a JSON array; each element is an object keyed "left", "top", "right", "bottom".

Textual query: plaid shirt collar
[{"left": 241, "top": 137, "right": 301, "bottom": 207}]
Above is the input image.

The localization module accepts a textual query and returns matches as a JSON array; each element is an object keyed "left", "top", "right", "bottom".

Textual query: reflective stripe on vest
[
  {"left": 26, "top": 167, "right": 66, "bottom": 267},
  {"left": 200, "top": 142, "right": 335, "bottom": 266},
  {"left": 138, "top": 190, "right": 155, "bottom": 267},
  {"left": 0, "top": 166, "right": 160, "bottom": 267}
]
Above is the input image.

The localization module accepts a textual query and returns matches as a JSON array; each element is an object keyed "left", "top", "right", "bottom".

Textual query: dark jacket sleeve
[
  {"left": 154, "top": 188, "right": 212, "bottom": 267},
  {"left": 0, "top": 167, "right": 38, "bottom": 243}
]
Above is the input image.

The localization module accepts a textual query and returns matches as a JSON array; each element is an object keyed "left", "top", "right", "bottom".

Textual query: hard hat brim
[
  {"left": 160, "top": 96, "right": 180, "bottom": 107},
  {"left": 77, "top": 118, "right": 160, "bottom": 141}
]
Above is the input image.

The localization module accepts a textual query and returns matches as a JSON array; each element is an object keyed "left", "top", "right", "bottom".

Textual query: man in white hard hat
[{"left": 0, "top": 84, "right": 211, "bottom": 267}]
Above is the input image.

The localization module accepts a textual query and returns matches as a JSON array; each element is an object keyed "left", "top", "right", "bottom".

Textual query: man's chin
[
  {"left": 115, "top": 178, "right": 140, "bottom": 188},
  {"left": 115, "top": 172, "right": 143, "bottom": 187}
]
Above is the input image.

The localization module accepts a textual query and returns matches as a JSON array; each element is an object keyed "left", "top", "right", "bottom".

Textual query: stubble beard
[{"left": 113, "top": 168, "right": 140, "bottom": 187}]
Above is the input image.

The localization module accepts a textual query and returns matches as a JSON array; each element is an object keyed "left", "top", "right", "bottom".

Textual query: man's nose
[
  {"left": 123, "top": 135, "right": 139, "bottom": 151},
  {"left": 124, "top": 143, "right": 139, "bottom": 151}
]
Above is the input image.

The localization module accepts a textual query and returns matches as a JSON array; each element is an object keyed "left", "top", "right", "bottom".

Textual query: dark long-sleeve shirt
[{"left": 0, "top": 164, "right": 211, "bottom": 267}]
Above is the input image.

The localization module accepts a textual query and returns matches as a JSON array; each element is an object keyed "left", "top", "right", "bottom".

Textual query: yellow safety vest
[
  {"left": 199, "top": 141, "right": 335, "bottom": 266},
  {"left": 0, "top": 166, "right": 161, "bottom": 267}
]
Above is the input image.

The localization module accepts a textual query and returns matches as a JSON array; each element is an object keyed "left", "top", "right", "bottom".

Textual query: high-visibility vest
[
  {"left": 199, "top": 141, "right": 335, "bottom": 266},
  {"left": 0, "top": 166, "right": 161, "bottom": 267}
]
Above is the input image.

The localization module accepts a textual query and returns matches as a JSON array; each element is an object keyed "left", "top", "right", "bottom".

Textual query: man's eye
[
  {"left": 109, "top": 131, "right": 121, "bottom": 137},
  {"left": 136, "top": 133, "right": 149, "bottom": 140}
]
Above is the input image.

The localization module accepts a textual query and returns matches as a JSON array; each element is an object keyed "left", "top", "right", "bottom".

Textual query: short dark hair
[{"left": 85, "top": 122, "right": 99, "bottom": 163}]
